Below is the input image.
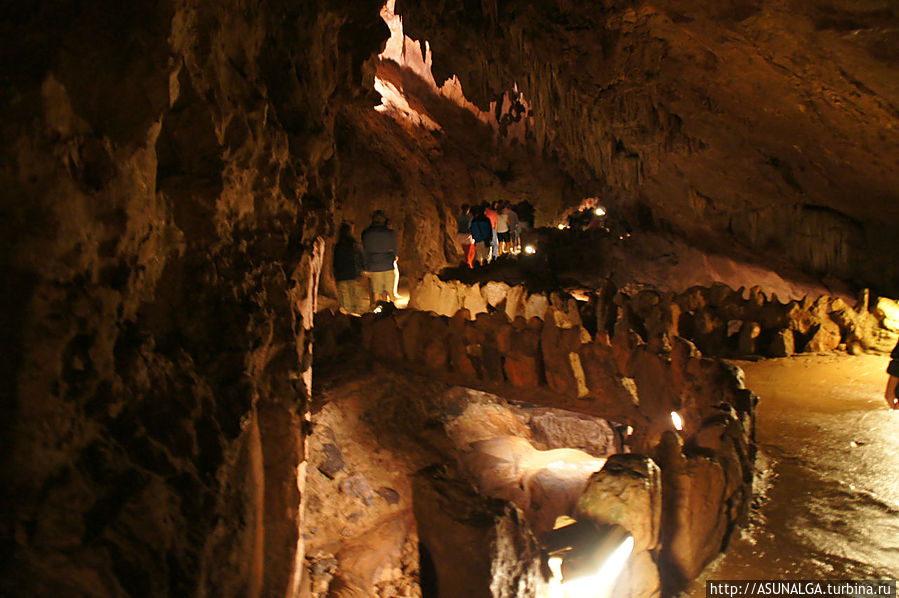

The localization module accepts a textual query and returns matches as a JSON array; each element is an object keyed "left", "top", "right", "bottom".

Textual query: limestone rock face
[
  {"left": 662, "top": 454, "right": 729, "bottom": 584},
  {"left": 770, "top": 328, "right": 796, "bottom": 357},
  {"left": 1, "top": 1, "right": 385, "bottom": 596},
  {"left": 399, "top": 0, "right": 899, "bottom": 291},
  {"left": 804, "top": 319, "right": 843, "bottom": 353},
  {"left": 412, "top": 468, "right": 542, "bottom": 598},
  {"left": 528, "top": 410, "right": 620, "bottom": 458},
  {"left": 574, "top": 454, "right": 663, "bottom": 554}
]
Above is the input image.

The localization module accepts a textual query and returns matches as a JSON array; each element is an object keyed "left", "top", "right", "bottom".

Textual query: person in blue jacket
[{"left": 469, "top": 205, "right": 493, "bottom": 266}]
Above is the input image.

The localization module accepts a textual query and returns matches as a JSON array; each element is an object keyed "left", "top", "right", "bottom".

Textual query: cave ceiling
[{"left": 394, "top": 0, "right": 899, "bottom": 247}]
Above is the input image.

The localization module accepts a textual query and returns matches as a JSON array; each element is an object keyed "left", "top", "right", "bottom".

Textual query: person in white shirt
[
  {"left": 495, "top": 202, "right": 511, "bottom": 256},
  {"left": 502, "top": 202, "right": 520, "bottom": 253}
]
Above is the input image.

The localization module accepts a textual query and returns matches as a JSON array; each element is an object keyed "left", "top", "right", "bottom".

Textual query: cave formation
[{"left": 2, "top": 0, "right": 899, "bottom": 597}]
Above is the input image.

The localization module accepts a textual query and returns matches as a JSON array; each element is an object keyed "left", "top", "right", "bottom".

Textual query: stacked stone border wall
[
  {"left": 315, "top": 303, "right": 757, "bottom": 591},
  {"left": 409, "top": 274, "right": 899, "bottom": 358}
]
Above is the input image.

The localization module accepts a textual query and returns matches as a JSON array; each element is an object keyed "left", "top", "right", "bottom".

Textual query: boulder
[
  {"left": 803, "top": 318, "right": 841, "bottom": 353},
  {"left": 502, "top": 327, "right": 542, "bottom": 388},
  {"left": 462, "top": 283, "right": 488, "bottom": 319},
  {"left": 504, "top": 285, "right": 528, "bottom": 321},
  {"left": 400, "top": 310, "right": 429, "bottom": 362},
  {"left": 873, "top": 297, "right": 899, "bottom": 333},
  {"left": 435, "top": 280, "right": 464, "bottom": 317},
  {"left": 574, "top": 454, "right": 662, "bottom": 553},
  {"left": 482, "top": 281, "right": 511, "bottom": 308},
  {"left": 447, "top": 314, "right": 478, "bottom": 376},
  {"left": 412, "top": 469, "right": 541, "bottom": 598},
  {"left": 768, "top": 328, "right": 794, "bottom": 357},
  {"left": 444, "top": 402, "right": 530, "bottom": 448},
  {"left": 737, "top": 321, "right": 761, "bottom": 355},
  {"left": 785, "top": 303, "right": 820, "bottom": 335},
  {"left": 528, "top": 410, "right": 621, "bottom": 457},
  {"left": 524, "top": 293, "right": 550, "bottom": 321},
  {"left": 662, "top": 454, "right": 728, "bottom": 582},
  {"left": 541, "top": 322, "right": 588, "bottom": 396},
  {"left": 407, "top": 273, "right": 442, "bottom": 312}
]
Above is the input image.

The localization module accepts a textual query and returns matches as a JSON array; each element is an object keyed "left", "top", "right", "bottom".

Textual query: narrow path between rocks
[{"left": 686, "top": 354, "right": 899, "bottom": 589}]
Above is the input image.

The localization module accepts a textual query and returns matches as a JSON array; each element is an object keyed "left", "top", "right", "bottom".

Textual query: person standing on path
[
  {"left": 484, "top": 202, "right": 499, "bottom": 262},
  {"left": 884, "top": 338, "right": 899, "bottom": 409},
  {"left": 361, "top": 210, "right": 398, "bottom": 304},
  {"left": 456, "top": 204, "right": 475, "bottom": 268},
  {"left": 470, "top": 205, "right": 493, "bottom": 266},
  {"left": 333, "top": 223, "right": 366, "bottom": 314}
]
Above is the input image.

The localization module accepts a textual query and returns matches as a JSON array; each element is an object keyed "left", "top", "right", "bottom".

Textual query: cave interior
[{"left": 3, "top": 0, "right": 899, "bottom": 596}]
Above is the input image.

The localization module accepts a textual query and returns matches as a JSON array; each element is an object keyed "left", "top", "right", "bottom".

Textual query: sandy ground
[{"left": 685, "top": 353, "right": 899, "bottom": 590}]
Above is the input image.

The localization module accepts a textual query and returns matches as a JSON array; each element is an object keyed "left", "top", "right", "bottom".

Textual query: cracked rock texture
[
  {"left": 2, "top": 1, "right": 384, "bottom": 596},
  {"left": 399, "top": 0, "right": 899, "bottom": 290}
]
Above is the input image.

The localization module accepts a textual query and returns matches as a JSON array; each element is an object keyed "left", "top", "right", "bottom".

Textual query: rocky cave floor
[
  {"left": 306, "top": 354, "right": 626, "bottom": 597},
  {"left": 307, "top": 348, "right": 899, "bottom": 598},
  {"left": 686, "top": 353, "right": 899, "bottom": 588}
]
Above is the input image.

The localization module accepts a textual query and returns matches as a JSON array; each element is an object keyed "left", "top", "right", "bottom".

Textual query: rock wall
[
  {"left": 409, "top": 275, "right": 899, "bottom": 358},
  {"left": 315, "top": 305, "right": 757, "bottom": 590},
  {"left": 1, "top": 1, "right": 386, "bottom": 596},
  {"left": 397, "top": 0, "right": 899, "bottom": 293}
]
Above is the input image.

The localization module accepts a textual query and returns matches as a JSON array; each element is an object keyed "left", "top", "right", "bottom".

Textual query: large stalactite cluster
[
  {"left": 2, "top": 0, "right": 899, "bottom": 596},
  {"left": 398, "top": 0, "right": 899, "bottom": 290}
]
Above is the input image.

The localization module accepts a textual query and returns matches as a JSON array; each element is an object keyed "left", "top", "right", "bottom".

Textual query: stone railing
[
  {"left": 409, "top": 274, "right": 899, "bottom": 358},
  {"left": 314, "top": 305, "right": 757, "bottom": 591}
]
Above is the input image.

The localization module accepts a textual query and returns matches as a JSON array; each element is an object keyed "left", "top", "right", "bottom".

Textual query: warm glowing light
[
  {"left": 625, "top": 425, "right": 634, "bottom": 437},
  {"left": 373, "top": 305, "right": 383, "bottom": 314},
  {"left": 557, "top": 223, "right": 567, "bottom": 230},
  {"left": 524, "top": 244, "right": 537, "bottom": 255},
  {"left": 559, "top": 535, "right": 634, "bottom": 598},
  {"left": 544, "top": 525, "right": 634, "bottom": 598},
  {"left": 553, "top": 516, "right": 577, "bottom": 530},
  {"left": 547, "top": 557, "right": 564, "bottom": 598},
  {"left": 671, "top": 411, "right": 684, "bottom": 431},
  {"left": 594, "top": 206, "right": 606, "bottom": 216}
]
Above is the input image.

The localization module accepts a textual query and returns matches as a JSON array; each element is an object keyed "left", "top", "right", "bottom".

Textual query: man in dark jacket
[
  {"left": 361, "top": 210, "right": 398, "bottom": 303},
  {"left": 333, "top": 223, "right": 365, "bottom": 314},
  {"left": 885, "top": 338, "right": 899, "bottom": 409}
]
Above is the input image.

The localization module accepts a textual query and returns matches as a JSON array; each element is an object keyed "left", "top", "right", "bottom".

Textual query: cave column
[{"left": 252, "top": 238, "right": 323, "bottom": 598}]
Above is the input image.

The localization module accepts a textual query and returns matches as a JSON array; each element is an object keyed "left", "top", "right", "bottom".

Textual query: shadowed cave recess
[{"left": 2, "top": 0, "right": 899, "bottom": 597}]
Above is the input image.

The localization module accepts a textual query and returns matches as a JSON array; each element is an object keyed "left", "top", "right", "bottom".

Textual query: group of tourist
[
  {"left": 456, "top": 201, "right": 521, "bottom": 267},
  {"left": 332, "top": 202, "right": 525, "bottom": 315},
  {"left": 333, "top": 210, "right": 398, "bottom": 315}
]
